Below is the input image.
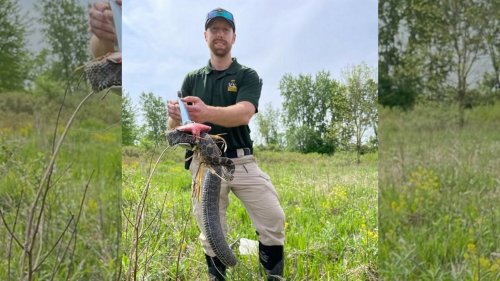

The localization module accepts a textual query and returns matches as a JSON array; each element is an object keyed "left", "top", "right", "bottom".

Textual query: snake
[
  {"left": 166, "top": 123, "right": 237, "bottom": 267},
  {"left": 83, "top": 52, "right": 122, "bottom": 92}
]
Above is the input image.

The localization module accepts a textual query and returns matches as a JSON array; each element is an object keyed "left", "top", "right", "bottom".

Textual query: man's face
[{"left": 204, "top": 19, "right": 236, "bottom": 57}]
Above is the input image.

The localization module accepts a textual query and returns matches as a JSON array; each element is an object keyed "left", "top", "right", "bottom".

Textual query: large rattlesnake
[{"left": 166, "top": 124, "right": 237, "bottom": 267}]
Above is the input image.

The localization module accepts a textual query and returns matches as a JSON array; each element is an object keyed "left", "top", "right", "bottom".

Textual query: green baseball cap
[{"left": 205, "top": 8, "right": 235, "bottom": 31}]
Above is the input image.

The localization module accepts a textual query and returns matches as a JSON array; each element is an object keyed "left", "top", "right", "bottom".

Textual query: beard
[{"left": 209, "top": 39, "right": 232, "bottom": 57}]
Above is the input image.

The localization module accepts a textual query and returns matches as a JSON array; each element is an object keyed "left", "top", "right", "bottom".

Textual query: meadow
[
  {"left": 379, "top": 103, "right": 500, "bottom": 280},
  {"left": 121, "top": 145, "right": 378, "bottom": 280},
  {"left": 0, "top": 91, "right": 121, "bottom": 280}
]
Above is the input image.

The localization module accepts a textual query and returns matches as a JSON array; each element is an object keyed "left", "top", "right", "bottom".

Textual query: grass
[
  {"left": 379, "top": 103, "right": 500, "bottom": 280},
  {"left": 0, "top": 91, "right": 121, "bottom": 280},
  {"left": 121, "top": 145, "right": 378, "bottom": 280},
  {"left": 6, "top": 90, "right": 497, "bottom": 280}
]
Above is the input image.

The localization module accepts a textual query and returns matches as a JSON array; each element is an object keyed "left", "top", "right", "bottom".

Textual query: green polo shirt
[{"left": 180, "top": 58, "right": 262, "bottom": 150}]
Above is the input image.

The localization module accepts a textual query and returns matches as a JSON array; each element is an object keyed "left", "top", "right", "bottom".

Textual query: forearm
[
  {"left": 167, "top": 117, "right": 180, "bottom": 130},
  {"left": 206, "top": 102, "right": 255, "bottom": 128}
]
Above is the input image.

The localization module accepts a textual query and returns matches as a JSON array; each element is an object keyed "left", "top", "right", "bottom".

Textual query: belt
[{"left": 224, "top": 148, "right": 252, "bottom": 158}]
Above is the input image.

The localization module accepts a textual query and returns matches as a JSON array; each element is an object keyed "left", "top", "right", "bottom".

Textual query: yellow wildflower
[
  {"left": 479, "top": 257, "right": 491, "bottom": 268},
  {"left": 467, "top": 243, "right": 476, "bottom": 253},
  {"left": 490, "top": 262, "right": 499, "bottom": 273}
]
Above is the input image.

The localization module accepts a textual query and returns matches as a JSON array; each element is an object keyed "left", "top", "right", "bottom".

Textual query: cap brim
[{"left": 205, "top": 17, "right": 235, "bottom": 31}]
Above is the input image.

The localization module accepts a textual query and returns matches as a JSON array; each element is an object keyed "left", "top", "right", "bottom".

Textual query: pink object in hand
[{"left": 176, "top": 123, "right": 212, "bottom": 138}]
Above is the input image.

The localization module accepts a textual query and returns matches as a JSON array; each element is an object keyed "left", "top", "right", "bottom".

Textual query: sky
[{"left": 123, "top": 0, "right": 378, "bottom": 111}]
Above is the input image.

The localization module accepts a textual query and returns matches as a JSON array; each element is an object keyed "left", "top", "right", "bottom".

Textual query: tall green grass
[
  {"left": 122, "top": 145, "right": 378, "bottom": 280},
  {"left": 0, "top": 91, "right": 121, "bottom": 280},
  {"left": 379, "top": 103, "right": 500, "bottom": 280}
]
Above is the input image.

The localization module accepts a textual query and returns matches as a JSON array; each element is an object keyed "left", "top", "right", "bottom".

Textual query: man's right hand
[{"left": 89, "top": 1, "right": 117, "bottom": 42}]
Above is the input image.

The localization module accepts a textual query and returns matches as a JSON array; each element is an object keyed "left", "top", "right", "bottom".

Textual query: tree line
[
  {"left": 124, "top": 63, "right": 377, "bottom": 163},
  {"left": 258, "top": 64, "right": 377, "bottom": 162},
  {"left": 379, "top": 0, "right": 499, "bottom": 126}
]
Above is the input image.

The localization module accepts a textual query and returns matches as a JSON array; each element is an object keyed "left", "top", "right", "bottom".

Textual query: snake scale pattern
[
  {"left": 167, "top": 129, "right": 237, "bottom": 267},
  {"left": 84, "top": 53, "right": 122, "bottom": 92}
]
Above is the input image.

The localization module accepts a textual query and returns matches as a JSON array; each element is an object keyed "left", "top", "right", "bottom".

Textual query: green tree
[
  {"left": 379, "top": 0, "right": 494, "bottom": 125},
  {"left": 29, "top": 49, "right": 67, "bottom": 99},
  {"left": 122, "top": 93, "right": 138, "bottom": 146},
  {"left": 436, "top": 0, "right": 488, "bottom": 126},
  {"left": 482, "top": 0, "right": 500, "bottom": 93},
  {"left": 39, "top": 0, "right": 89, "bottom": 81},
  {"left": 378, "top": 0, "right": 439, "bottom": 108},
  {"left": 140, "top": 92, "right": 167, "bottom": 145},
  {"left": 0, "top": 0, "right": 29, "bottom": 91},
  {"left": 378, "top": 0, "right": 413, "bottom": 109},
  {"left": 342, "top": 63, "right": 378, "bottom": 164},
  {"left": 279, "top": 71, "right": 345, "bottom": 154},
  {"left": 255, "top": 103, "right": 282, "bottom": 149}
]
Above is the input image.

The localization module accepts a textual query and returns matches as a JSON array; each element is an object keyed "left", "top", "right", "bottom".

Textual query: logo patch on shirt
[{"left": 227, "top": 80, "right": 238, "bottom": 92}]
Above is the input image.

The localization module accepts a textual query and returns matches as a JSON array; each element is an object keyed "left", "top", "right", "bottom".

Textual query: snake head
[{"left": 176, "top": 123, "right": 211, "bottom": 139}]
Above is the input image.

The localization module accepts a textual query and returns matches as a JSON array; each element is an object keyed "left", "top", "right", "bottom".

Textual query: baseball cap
[{"left": 205, "top": 8, "right": 235, "bottom": 31}]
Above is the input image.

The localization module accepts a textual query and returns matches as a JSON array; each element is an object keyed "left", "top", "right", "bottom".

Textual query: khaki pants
[{"left": 189, "top": 153, "right": 285, "bottom": 257}]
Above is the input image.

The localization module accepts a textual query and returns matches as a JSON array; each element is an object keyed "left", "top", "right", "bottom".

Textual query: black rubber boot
[
  {"left": 259, "top": 242, "right": 284, "bottom": 281},
  {"left": 205, "top": 254, "right": 226, "bottom": 281}
]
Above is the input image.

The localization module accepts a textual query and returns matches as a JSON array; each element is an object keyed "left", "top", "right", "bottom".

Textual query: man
[{"left": 167, "top": 8, "right": 285, "bottom": 281}]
